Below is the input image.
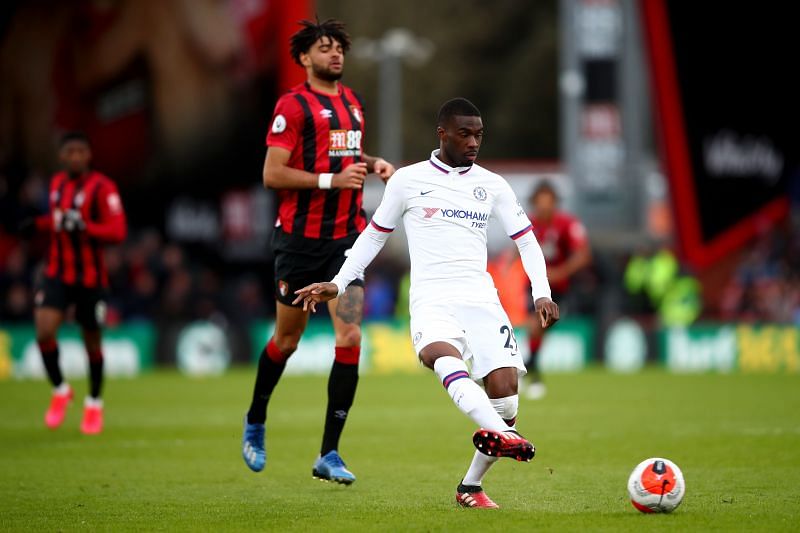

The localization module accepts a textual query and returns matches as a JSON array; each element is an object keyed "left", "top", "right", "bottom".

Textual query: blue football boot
[
  {"left": 242, "top": 415, "right": 266, "bottom": 472},
  {"left": 312, "top": 450, "right": 356, "bottom": 485}
]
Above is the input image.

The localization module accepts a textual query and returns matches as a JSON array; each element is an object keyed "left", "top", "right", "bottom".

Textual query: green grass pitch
[{"left": 1, "top": 369, "right": 799, "bottom": 531}]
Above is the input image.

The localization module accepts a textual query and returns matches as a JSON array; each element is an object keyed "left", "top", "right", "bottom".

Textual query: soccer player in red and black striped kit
[
  {"left": 241, "top": 19, "right": 394, "bottom": 483},
  {"left": 523, "top": 181, "right": 590, "bottom": 400},
  {"left": 34, "top": 131, "right": 127, "bottom": 434}
]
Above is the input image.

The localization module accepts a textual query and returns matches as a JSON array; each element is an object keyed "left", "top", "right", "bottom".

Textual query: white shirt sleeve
[
  {"left": 330, "top": 173, "right": 406, "bottom": 296},
  {"left": 514, "top": 231, "right": 552, "bottom": 302},
  {"left": 492, "top": 180, "right": 551, "bottom": 301}
]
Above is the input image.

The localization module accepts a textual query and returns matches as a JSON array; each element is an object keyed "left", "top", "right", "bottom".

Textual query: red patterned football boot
[
  {"left": 456, "top": 483, "right": 500, "bottom": 509},
  {"left": 472, "top": 428, "right": 535, "bottom": 462}
]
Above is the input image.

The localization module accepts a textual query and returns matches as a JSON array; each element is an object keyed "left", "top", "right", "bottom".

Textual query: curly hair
[{"left": 289, "top": 18, "right": 351, "bottom": 66}]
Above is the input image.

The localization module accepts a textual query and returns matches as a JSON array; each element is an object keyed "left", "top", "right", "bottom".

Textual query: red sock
[
  {"left": 334, "top": 346, "right": 360, "bottom": 365},
  {"left": 528, "top": 336, "right": 542, "bottom": 355},
  {"left": 38, "top": 339, "right": 58, "bottom": 353},
  {"left": 265, "top": 338, "right": 289, "bottom": 364}
]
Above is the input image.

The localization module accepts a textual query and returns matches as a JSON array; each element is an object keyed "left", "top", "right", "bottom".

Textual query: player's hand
[
  {"left": 372, "top": 158, "right": 395, "bottom": 182},
  {"left": 333, "top": 163, "right": 368, "bottom": 189},
  {"left": 535, "top": 297, "right": 560, "bottom": 329},
  {"left": 62, "top": 209, "right": 86, "bottom": 232},
  {"left": 292, "top": 282, "right": 339, "bottom": 312}
]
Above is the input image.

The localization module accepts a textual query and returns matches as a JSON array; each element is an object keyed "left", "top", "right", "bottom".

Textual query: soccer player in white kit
[{"left": 294, "top": 98, "right": 559, "bottom": 508}]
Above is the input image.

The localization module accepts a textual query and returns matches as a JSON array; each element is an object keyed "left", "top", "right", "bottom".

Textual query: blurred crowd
[
  {"left": 0, "top": 224, "right": 271, "bottom": 326},
  {"left": 719, "top": 223, "right": 800, "bottom": 325}
]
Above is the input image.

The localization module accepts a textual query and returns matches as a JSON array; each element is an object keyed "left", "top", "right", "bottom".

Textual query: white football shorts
[{"left": 410, "top": 299, "right": 527, "bottom": 379}]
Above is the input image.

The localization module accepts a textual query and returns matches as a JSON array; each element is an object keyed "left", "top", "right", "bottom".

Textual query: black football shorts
[
  {"left": 272, "top": 229, "right": 364, "bottom": 307},
  {"left": 34, "top": 276, "right": 108, "bottom": 330}
]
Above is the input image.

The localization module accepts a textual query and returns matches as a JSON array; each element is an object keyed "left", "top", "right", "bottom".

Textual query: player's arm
[
  {"left": 515, "top": 231, "right": 559, "bottom": 327},
  {"left": 262, "top": 147, "right": 367, "bottom": 190},
  {"left": 494, "top": 182, "right": 559, "bottom": 328},
  {"left": 23, "top": 180, "right": 59, "bottom": 234},
  {"left": 13, "top": 213, "right": 51, "bottom": 238},
  {"left": 361, "top": 152, "right": 395, "bottom": 181},
  {"left": 293, "top": 172, "right": 406, "bottom": 311},
  {"left": 34, "top": 214, "right": 53, "bottom": 232},
  {"left": 83, "top": 182, "right": 127, "bottom": 243}
]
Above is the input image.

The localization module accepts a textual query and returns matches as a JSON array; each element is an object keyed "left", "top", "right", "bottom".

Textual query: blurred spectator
[
  {"left": 623, "top": 245, "right": 701, "bottom": 327},
  {"left": 0, "top": 244, "right": 33, "bottom": 322},
  {"left": 225, "top": 275, "right": 267, "bottom": 323},
  {"left": 4, "top": 282, "right": 31, "bottom": 320},
  {"left": 720, "top": 226, "right": 800, "bottom": 325},
  {"left": 160, "top": 267, "right": 193, "bottom": 321},
  {"left": 364, "top": 274, "right": 396, "bottom": 320}
]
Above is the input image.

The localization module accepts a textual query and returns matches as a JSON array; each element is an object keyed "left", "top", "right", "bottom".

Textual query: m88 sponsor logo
[{"left": 329, "top": 129, "right": 362, "bottom": 157}]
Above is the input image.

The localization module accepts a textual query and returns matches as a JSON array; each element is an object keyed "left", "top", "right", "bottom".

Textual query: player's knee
[
  {"left": 485, "top": 368, "right": 518, "bottom": 397},
  {"left": 35, "top": 329, "right": 57, "bottom": 345},
  {"left": 334, "top": 325, "right": 361, "bottom": 348},
  {"left": 273, "top": 335, "right": 300, "bottom": 357},
  {"left": 489, "top": 395, "right": 519, "bottom": 421},
  {"left": 35, "top": 317, "right": 56, "bottom": 340},
  {"left": 418, "top": 351, "right": 441, "bottom": 370}
]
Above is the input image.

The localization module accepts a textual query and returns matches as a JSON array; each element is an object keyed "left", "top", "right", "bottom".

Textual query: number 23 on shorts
[{"left": 500, "top": 325, "right": 519, "bottom": 355}]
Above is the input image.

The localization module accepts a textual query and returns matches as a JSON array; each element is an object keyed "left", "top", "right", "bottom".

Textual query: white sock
[
  {"left": 462, "top": 451, "right": 498, "bottom": 487},
  {"left": 490, "top": 395, "right": 519, "bottom": 429},
  {"left": 84, "top": 397, "right": 103, "bottom": 408},
  {"left": 462, "top": 394, "right": 519, "bottom": 487},
  {"left": 54, "top": 383, "right": 70, "bottom": 395},
  {"left": 433, "top": 356, "right": 509, "bottom": 433}
]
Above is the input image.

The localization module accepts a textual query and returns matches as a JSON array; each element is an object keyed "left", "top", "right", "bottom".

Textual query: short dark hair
[
  {"left": 289, "top": 18, "right": 351, "bottom": 66},
  {"left": 531, "top": 180, "right": 558, "bottom": 202},
  {"left": 437, "top": 98, "right": 481, "bottom": 126},
  {"left": 59, "top": 130, "right": 90, "bottom": 147}
]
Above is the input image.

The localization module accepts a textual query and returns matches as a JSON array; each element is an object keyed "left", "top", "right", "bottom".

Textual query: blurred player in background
[
  {"left": 294, "top": 98, "right": 559, "bottom": 508},
  {"left": 523, "top": 181, "right": 590, "bottom": 399},
  {"left": 31, "top": 131, "right": 127, "bottom": 434},
  {"left": 241, "top": 19, "right": 395, "bottom": 484}
]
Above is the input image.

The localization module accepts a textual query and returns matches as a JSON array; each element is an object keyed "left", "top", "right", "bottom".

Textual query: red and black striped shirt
[
  {"left": 37, "top": 170, "right": 127, "bottom": 288},
  {"left": 265, "top": 82, "right": 367, "bottom": 240}
]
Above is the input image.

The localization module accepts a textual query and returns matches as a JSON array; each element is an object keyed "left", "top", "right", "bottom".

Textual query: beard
[{"left": 312, "top": 63, "right": 343, "bottom": 82}]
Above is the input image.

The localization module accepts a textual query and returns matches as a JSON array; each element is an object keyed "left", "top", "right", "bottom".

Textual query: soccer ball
[{"left": 627, "top": 458, "right": 685, "bottom": 513}]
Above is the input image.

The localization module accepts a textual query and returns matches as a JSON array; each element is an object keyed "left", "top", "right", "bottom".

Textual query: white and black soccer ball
[{"left": 627, "top": 457, "right": 685, "bottom": 513}]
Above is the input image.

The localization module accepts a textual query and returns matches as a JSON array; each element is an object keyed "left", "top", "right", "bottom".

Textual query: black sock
[
  {"left": 320, "top": 361, "right": 359, "bottom": 455},
  {"left": 246, "top": 345, "right": 286, "bottom": 424},
  {"left": 89, "top": 358, "right": 104, "bottom": 399},
  {"left": 38, "top": 340, "right": 63, "bottom": 388}
]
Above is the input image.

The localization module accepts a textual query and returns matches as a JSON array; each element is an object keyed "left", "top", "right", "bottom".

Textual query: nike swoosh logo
[{"left": 420, "top": 190, "right": 435, "bottom": 195}]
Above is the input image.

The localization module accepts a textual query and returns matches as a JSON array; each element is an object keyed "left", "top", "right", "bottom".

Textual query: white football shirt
[{"left": 332, "top": 150, "right": 551, "bottom": 310}]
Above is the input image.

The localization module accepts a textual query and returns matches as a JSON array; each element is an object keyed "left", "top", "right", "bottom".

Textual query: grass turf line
[{"left": 1, "top": 369, "right": 799, "bottom": 531}]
